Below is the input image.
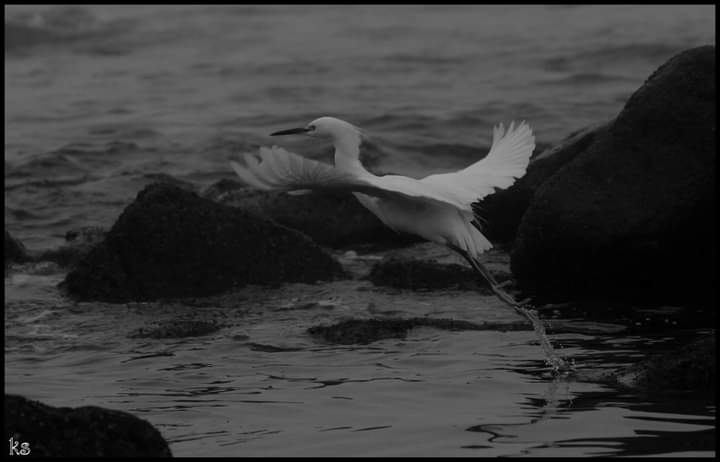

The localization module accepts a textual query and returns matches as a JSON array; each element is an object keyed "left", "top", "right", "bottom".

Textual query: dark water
[{"left": 4, "top": 5, "right": 716, "bottom": 457}]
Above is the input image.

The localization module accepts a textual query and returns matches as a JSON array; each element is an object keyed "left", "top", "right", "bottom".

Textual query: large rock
[
  {"left": 61, "top": 183, "right": 343, "bottom": 302},
  {"left": 203, "top": 179, "right": 418, "bottom": 249},
  {"left": 5, "top": 394, "right": 171, "bottom": 457},
  {"left": 512, "top": 46, "right": 716, "bottom": 304}
]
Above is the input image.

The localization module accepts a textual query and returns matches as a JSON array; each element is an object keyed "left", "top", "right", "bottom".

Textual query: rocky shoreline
[{"left": 4, "top": 46, "right": 715, "bottom": 454}]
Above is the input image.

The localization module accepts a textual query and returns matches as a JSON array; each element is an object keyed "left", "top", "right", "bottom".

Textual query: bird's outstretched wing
[
  {"left": 230, "top": 146, "right": 468, "bottom": 209},
  {"left": 420, "top": 121, "right": 535, "bottom": 208}
]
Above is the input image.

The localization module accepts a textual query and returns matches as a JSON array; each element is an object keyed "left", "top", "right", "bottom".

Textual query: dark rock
[
  {"left": 4, "top": 394, "right": 171, "bottom": 457},
  {"left": 5, "top": 230, "right": 29, "bottom": 264},
  {"left": 128, "top": 320, "right": 222, "bottom": 339},
  {"left": 512, "top": 46, "right": 716, "bottom": 304},
  {"left": 476, "top": 122, "right": 608, "bottom": 243},
  {"left": 61, "top": 183, "right": 343, "bottom": 302},
  {"left": 308, "top": 317, "right": 530, "bottom": 345},
  {"left": 368, "top": 257, "right": 489, "bottom": 291},
  {"left": 202, "top": 180, "right": 419, "bottom": 249},
  {"left": 613, "top": 336, "right": 715, "bottom": 393},
  {"left": 248, "top": 343, "right": 304, "bottom": 352}
]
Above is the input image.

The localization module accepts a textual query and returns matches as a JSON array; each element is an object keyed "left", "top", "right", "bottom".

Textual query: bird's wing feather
[
  {"left": 230, "top": 145, "right": 467, "bottom": 209},
  {"left": 420, "top": 121, "right": 535, "bottom": 208}
]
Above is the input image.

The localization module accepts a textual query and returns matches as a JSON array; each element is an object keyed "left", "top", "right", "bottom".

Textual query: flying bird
[
  {"left": 231, "top": 116, "right": 567, "bottom": 370},
  {"left": 231, "top": 116, "right": 532, "bottom": 281}
]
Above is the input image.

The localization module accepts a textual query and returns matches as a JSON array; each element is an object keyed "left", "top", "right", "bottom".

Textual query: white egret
[{"left": 231, "top": 116, "right": 568, "bottom": 370}]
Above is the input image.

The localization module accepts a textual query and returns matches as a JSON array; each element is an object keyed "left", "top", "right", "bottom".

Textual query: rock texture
[
  {"left": 308, "top": 317, "right": 529, "bottom": 345},
  {"left": 5, "top": 394, "right": 171, "bottom": 457},
  {"left": 203, "top": 179, "right": 418, "bottom": 249},
  {"left": 511, "top": 46, "right": 716, "bottom": 304},
  {"left": 368, "top": 258, "right": 488, "bottom": 291},
  {"left": 62, "top": 183, "right": 343, "bottom": 302}
]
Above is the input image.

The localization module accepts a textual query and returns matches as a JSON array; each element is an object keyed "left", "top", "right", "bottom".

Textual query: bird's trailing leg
[{"left": 451, "top": 246, "right": 570, "bottom": 372}]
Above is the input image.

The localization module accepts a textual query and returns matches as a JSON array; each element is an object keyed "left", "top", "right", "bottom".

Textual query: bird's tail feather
[
  {"left": 470, "top": 202, "right": 487, "bottom": 232},
  {"left": 461, "top": 211, "right": 492, "bottom": 259}
]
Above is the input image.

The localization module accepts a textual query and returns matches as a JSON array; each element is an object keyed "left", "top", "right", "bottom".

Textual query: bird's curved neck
[{"left": 333, "top": 131, "right": 367, "bottom": 175}]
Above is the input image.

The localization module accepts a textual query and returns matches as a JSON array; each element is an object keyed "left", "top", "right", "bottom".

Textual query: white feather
[
  {"left": 230, "top": 118, "right": 534, "bottom": 258},
  {"left": 231, "top": 145, "right": 469, "bottom": 209},
  {"left": 420, "top": 120, "right": 535, "bottom": 208}
]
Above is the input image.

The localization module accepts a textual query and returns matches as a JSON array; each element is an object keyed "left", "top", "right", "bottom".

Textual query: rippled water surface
[{"left": 4, "top": 4, "right": 716, "bottom": 457}]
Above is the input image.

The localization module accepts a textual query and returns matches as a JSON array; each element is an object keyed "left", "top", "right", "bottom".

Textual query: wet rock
[
  {"left": 476, "top": 122, "right": 608, "bottom": 243},
  {"left": 368, "top": 258, "right": 487, "bottom": 291},
  {"left": 4, "top": 394, "right": 171, "bottom": 457},
  {"left": 366, "top": 244, "right": 514, "bottom": 292},
  {"left": 62, "top": 183, "right": 343, "bottom": 302},
  {"left": 202, "top": 180, "right": 418, "bottom": 249},
  {"left": 5, "top": 230, "right": 29, "bottom": 264},
  {"left": 612, "top": 336, "right": 715, "bottom": 393},
  {"left": 308, "top": 317, "right": 530, "bottom": 345},
  {"left": 36, "top": 226, "right": 106, "bottom": 268},
  {"left": 128, "top": 320, "right": 222, "bottom": 339},
  {"left": 512, "top": 46, "right": 716, "bottom": 304}
]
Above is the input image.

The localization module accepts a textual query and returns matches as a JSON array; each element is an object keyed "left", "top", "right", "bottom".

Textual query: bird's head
[{"left": 270, "top": 116, "right": 362, "bottom": 141}]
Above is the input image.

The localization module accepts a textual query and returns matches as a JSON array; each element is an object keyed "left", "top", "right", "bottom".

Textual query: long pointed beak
[{"left": 270, "top": 127, "right": 310, "bottom": 136}]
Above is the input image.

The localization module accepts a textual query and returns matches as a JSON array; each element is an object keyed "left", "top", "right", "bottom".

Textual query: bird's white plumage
[
  {"left": 420, "top": 121, "right": 535, "bottom": 208},
  {"left": 229, "top": 116, "right": 574, "bottom": 371},
  {"left": 230, "top": 146, "right": 470, "bottom": 209},
  {"left": 230, "top": 117, "right": 535, "bottom": 258}
]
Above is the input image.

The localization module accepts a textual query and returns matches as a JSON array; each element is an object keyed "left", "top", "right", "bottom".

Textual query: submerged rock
[
  {"left": 4, "top": 394, "right": 171, "bottom": 457},
  {"left": 512, "top": 46, "right": 716, "bottom": 304},
  {"left": 202, "top": 180, "right": 418, "bottom": 249},
  {"left": 612, "top": 336, "right": 715, "bottom": 393},
  {"left": 5, "top": 230, "right": 29, "bottom": 264},
  {"left": 62, "top": 183, "right": 343, "bottom": 302},
  {"left": 308, "top": 317, "right": 530, "bottom": 345}
]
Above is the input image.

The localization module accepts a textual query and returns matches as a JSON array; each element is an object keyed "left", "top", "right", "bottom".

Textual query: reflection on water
[{"left": 4, "top": 263, "right": 715, "bottom": 457}]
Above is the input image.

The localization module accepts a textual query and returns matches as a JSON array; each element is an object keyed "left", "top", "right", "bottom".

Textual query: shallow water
[
  {"left": 4, "top": 4, "right": 716, "bottom": 457},
  {"left": 5, "top": 248, "right": 715, "bottom": 457}
]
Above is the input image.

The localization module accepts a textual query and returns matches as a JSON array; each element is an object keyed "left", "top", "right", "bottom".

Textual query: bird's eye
[{"left": 308, "top": 124, "right": 316, "bottom": 131}]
